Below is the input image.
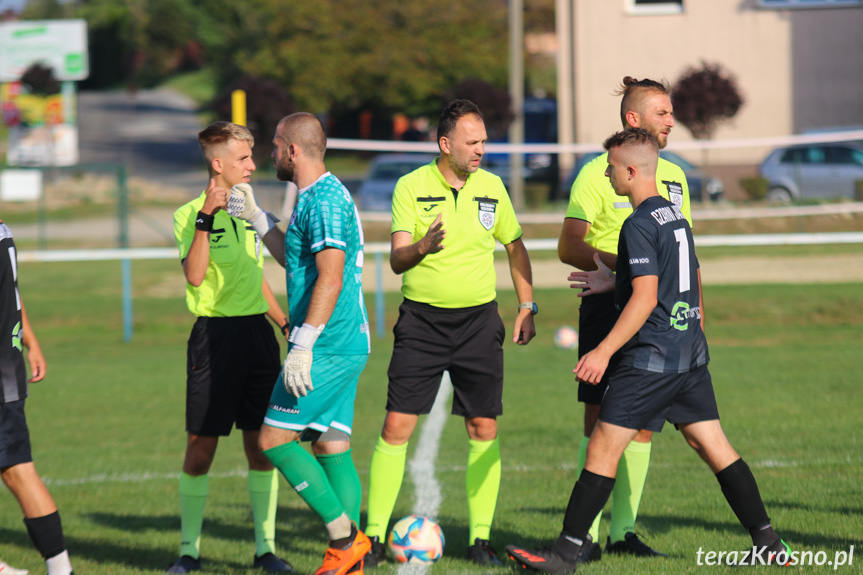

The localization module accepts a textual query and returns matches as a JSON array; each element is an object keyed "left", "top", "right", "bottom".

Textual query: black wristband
[
  {"left": 280, "top": 323, "right": 289, "bottom": 335},
  {"left": 195, "top": 211, "right": 214, "bottom": 232}
]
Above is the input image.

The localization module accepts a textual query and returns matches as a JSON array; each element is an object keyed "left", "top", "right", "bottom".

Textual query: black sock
[
  {"left": 558, "top": 469, "right": 615, "bottom": 559},
  {"left": 715, "top": 459, "right": 777, "bottom": 546},
  {"left": 23, "top": 511, "right": 66, "bottom": 559},
  {"left": 331, "top": 523, "right": 356, "bottom": 549}
]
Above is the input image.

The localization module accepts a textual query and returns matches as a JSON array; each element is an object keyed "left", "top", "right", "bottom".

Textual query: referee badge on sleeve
[{"left": 475, "top": 197, "right": 498, "bottom": 231}]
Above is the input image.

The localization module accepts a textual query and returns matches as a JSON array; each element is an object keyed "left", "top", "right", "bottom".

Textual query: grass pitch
[{"left": 1, "top": 259, "right": 861, "bottom": 574}]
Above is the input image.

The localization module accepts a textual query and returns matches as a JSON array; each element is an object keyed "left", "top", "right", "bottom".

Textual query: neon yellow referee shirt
[
  {"left": 174, "top": 192, "right": 268, "bottom": 317},
  {"left": 391, "top": 159, "right": 522, "bottom": 308},
  {"left": 565, "top": 153, "right": 692, "bottom": 255}
]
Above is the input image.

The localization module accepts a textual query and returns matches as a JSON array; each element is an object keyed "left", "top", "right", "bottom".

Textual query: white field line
[
  {"left": 39, "top": 454, "right": 860, "bottom": 488},
  {"left": 396, "top": 371, "right": 452, "bottom": 575}
]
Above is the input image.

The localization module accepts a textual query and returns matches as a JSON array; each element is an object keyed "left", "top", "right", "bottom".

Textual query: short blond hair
[{"left": 198, "top": 121, "right": 254, "bottom": 173}]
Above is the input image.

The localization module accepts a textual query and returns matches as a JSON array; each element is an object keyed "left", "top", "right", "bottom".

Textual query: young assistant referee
[{"left": 167, "top": 121, "right": 292, "bottom": 574}]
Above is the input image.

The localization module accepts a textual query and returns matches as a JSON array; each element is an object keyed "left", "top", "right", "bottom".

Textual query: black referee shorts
[
  {"left": 386, "top": 299, "right": 505, "bottom": 418},
  {"left": 598, "top": 363, "right": 719, "bottom": 432},
  {"left": 0, "top": 399, "right": 32, "bottom": 468},
  {"left": 186, "top": 314, "right": 281, "bottom": 436},
  {"left": 577, "top": 291, "right": 618, "bottom": 404}
]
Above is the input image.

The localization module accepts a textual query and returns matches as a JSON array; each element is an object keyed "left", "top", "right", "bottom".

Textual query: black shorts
[
  {"left": 577, "top": 292, "right": 618, "bottom": 404},
  {"left": 186, "top": 314, "right": 281, "bottom": 436},
  {"left": 386, "top": 299, "right": 505, "bottom": 418},
  {"left": 0, "top": 400, "right": 32, "bottom": 468},
  {"left": 598, "top": 363, "right": 719, "bottom": 432}
]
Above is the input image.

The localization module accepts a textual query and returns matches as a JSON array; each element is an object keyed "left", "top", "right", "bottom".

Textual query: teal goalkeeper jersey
[{"left": 285, "top": 172, "right": 370, "bottom": 355}]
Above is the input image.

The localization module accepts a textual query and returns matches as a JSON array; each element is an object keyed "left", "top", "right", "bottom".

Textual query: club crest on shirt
[
  {"left": 663, "top": 181, "right": 684, "bottom": 209},
  {"left": 478, "top": 201, "right": 496, "bottom": 230}
]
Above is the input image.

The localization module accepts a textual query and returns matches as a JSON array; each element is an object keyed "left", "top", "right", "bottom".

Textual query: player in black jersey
[
  {"left": 506, "top": 130, "right": 789, "bottom": 573},
  {"left": 1, "top": 221, "right": 75, "bottom": 575}
]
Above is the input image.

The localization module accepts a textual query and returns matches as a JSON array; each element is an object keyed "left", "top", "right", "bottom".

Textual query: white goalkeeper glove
[
  {"left": 228, "top": 183, "right": 279, "bottom": 236},
  {"left": 283, "top": 323, "right": 325, "bottom": 397}
]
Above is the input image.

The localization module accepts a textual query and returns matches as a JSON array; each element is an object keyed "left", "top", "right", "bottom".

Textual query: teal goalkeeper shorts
[{"left": 264, "top": 353, "right": 368, "bottom": 437}]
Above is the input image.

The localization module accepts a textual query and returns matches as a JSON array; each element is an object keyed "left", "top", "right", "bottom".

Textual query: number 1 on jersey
[{"left": 674, "top": 228, "right": 691, "bottom": 294}]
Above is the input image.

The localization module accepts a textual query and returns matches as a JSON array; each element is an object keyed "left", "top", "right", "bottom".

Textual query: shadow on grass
[{"left": 83, "top": 505, "right": 327, "bottom": 571}]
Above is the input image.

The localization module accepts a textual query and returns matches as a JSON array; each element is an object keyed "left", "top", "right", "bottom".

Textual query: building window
[
  {"left": 760, "top": 0, "right": 861, "bottom": 7},
  {"left": 629, "top": 0, "right": 684, "bottom": 15}
]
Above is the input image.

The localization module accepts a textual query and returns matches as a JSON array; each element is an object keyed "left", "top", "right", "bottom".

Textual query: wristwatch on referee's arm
[{"left": 518, "top": 302, "right": 539, "bottom": 315}]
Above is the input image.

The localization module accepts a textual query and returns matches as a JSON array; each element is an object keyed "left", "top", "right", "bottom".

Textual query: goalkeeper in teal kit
[{"left": 229, "top": 112, "right": 371, "bottom": 575}]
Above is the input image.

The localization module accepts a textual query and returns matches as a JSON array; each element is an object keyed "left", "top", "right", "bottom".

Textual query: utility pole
[
  {"left": 509, "top": 0, "right": 525, "bottom": 210},
  {"left": 555, "top": 0, "right": 575, "bottom": 174}
]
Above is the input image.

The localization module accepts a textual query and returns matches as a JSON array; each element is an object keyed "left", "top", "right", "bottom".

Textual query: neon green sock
[
  {"left": 365, "top": 436, "right": 407, "bottom": 539},
  {"left": 577, "top": 436, "right": 602, "bottom": 543},
  {"left": 466, "top": 438, "right": 501, "bottom": 542},
  {"left": 179, "top": 472, "right": 208, "bottom": 559},
  {"left": 609, "top": 439, "right": 651, "bottom": 544},
  {"left": 317, "top": 449, "right": 362, "bottom": 525},
  {"left": 248, "top": 469, "right": 279, "bottom": 557},
  {"left": 263, "top": 441, "right": 344, "bottom": 525}
]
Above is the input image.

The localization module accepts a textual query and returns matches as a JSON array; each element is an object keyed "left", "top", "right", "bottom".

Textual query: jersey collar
[
  {"left": 298, "top": 171, "right": 332, "bottom": 194},
  {"left": 429, "top": 157, "right": 475, "bottom": 192}
]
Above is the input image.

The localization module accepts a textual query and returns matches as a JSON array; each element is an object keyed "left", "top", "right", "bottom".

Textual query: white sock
[
  {"left": 325, "top": 513, "right": 352, "bottom": 542},
  {"left": 46, "top": 550, "right": 73, "bottom": 575}
]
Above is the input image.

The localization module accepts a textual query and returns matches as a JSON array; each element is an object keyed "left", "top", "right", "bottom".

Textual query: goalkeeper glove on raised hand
[
  {"left": 228, "top": 183, "right": 279, "bottom": 236},
  {"left": 283, "top": 323, "right": 325, "bottom": 397}
]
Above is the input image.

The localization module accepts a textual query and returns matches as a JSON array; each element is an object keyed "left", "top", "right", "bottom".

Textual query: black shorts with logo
[
  {"left": 386, "top": 299, "right": 505, "bottom": 418},
  {"left": 598, "top": 363, "right": 720, "bottom": 432},
  {"left": 186, "top": 314, "right": 281, "bottom": 436},
  {"left": 0, "top": 399, "right": 32, "bottom": 468},
  {"left": 577, "top": 291, "right": 618, "bottom": 404}
]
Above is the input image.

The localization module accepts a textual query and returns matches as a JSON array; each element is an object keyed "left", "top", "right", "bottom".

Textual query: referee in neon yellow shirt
[
  {"left": 558, "top": 77, "right": 695, "bottom": 562},
  {"left": 168, "top": 121, "right": 292, "bottom": 574},
  {"left": 364, "top": 99, "right": 536, "bottom": 567}
]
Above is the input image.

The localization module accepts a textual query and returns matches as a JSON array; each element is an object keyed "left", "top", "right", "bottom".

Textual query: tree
[
  {"left": 217, "top": 0, "right": 508, "bottom": 119},
  {"left": 447, "top": 78, "right": 513, "bottom": 140},
  {"left": 20, "top": 63, "right": 61, "bottom": 96},
  {"left": 210, "top": 76, "right": 295, "bottom": 166},
  {"left": 672, "top": 62, "right": 744, "bottom": 140}
]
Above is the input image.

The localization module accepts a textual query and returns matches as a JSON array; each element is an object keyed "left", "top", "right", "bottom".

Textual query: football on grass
[
  {"left": 388, "top": 515, "right": 445, "bottom": 563},
  {"left": 554, "top": 325, "right": 579, "bottom": 350}
]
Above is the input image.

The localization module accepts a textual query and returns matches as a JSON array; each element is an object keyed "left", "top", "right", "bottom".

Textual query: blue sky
[{"left": 0, "top": 0, "right": 28, "bottom": 13}]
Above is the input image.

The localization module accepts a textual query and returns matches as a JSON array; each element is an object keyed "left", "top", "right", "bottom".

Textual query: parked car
[
  {"left": 560, "top": 150, "right": 724, "bottom": 203},
  {"left": 758, "top": 142, "right": 863, "bottom": 203},
  {"left": 355, "top": 153, "right": 436, "bottom": 211},
  {"left": 483, "top": 97, "right": 561, "bottom": 200}
]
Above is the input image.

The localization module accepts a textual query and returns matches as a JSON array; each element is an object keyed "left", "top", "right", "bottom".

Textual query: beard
[
  {"left": 275, "top": 153, "right": 295, "bottom": 182},
  {"left": 451, "top": 153, "right": 480, "bottom": 178}
]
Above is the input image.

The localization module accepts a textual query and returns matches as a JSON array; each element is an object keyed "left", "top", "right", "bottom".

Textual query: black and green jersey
[
  {"left": 0, "top": 222, "right": 27, "bottom": 404},
  {"left": 615, "top": 196, "right": 709, "bottom": 374}
]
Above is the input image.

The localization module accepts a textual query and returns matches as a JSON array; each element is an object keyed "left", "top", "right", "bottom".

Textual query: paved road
[{"left": 78, "top": 88, "right": 204, "bottom": 194}]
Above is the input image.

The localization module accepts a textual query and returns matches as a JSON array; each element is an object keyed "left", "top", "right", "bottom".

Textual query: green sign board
[{"left": 0, "top": 20, "right": 89, "bottom": 81}]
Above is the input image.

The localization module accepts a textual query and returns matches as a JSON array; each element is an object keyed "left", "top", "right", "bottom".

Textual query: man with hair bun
[{"left": 556, "top": 76, "right": 694, "bottom": 562}]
